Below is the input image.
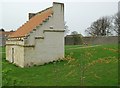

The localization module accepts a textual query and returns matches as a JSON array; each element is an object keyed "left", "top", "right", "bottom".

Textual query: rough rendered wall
[
  {"left": 24, "top": 46, "right": 35, "bottom": 66},
  {"left": 23, "top": 3, "right": 64, "bottom": 67},
  {"left": 6, "top": 41, "right": 24, "bottom": 67},
  {"left": 43, "top": 31, "right": 64, "bottom": 62},
  {"left": 24, "top": 31, "right": 64, "bottom": 66},
  {"left": 52, "top": 2, "right": 64, "bottom": 29}
]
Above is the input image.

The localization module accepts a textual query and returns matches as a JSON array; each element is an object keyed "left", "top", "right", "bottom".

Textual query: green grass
[
  {"left": 2, "top": 44, "right": 118, "bottom": 86},
  {"left": 0, "top": 46, "right": 4, "bottom": 87}
]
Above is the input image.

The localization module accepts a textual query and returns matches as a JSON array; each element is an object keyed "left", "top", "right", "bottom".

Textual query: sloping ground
[
  {"left": 66, "top": 45, "right": 101, "bottom": 50},
  {"left": 2, "top": 44, "right": 118, "bottom": 86}
]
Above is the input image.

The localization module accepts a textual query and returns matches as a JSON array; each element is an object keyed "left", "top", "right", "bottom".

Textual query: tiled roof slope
[{"left": 9, "top": 7, "right": 53, "bottom": 38}]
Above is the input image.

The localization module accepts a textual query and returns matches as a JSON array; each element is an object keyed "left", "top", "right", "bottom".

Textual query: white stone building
[{"left": 6, "top": 2, "right": 65, "bottom": 68}]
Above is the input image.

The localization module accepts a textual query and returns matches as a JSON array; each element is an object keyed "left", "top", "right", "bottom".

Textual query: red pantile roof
[{"left": 9, "top": 7, "right": 53, "bottom": 38}]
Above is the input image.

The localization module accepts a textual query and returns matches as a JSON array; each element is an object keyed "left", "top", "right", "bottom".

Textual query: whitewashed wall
[
  {"left": 6, "top": 43, "right": 24, "bottom": 67},
  {"left": 24, "top": 30, "right": 64, "bottom": 66},
  {"left": 6, "top": 2, "right": 65, "bottom": 67}
]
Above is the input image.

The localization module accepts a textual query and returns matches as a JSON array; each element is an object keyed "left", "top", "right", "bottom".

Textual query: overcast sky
[{"left": 0, "top": 0, "right": 119, "bottom": 36}]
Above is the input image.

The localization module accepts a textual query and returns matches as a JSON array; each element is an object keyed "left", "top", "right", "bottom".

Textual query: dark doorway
[{"left": 12, "top": 48, "right": 14, "bottom": 63}]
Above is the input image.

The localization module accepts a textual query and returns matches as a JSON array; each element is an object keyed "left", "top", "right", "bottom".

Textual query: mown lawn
[
  {"left": 0, "top": 46, "right": 4, "bottom": 87},
  {"left": 2, "top": 44, "right": 118, "bottom": 86}
]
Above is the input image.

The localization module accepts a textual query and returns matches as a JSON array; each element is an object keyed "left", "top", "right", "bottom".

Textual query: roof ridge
[
  {"left": 21, "top": 7, "right": 53, "bottom": 28},
  {"left": 36, "top": 7, "right": 52, "bottom": 14},
  {"left": 28, "top": 7, "right": 52, "bottom": 20},
  {"left": 9, "top": 7, "right": 53, "bottom": 38},
  {"left": 25, "top": 13, "right": 53, "bottom": 38}
]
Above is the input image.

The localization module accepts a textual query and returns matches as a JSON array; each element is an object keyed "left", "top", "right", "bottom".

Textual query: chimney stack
[
  {"left": 28, "top": 13, "right": 36, "bottom": 20},
  {"left": 52, "top": 2, "right": 64, "bottom": 29}
]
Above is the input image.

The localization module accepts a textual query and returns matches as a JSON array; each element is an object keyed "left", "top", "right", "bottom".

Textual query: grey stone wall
[
  {"left": 65, "top": 36, "right": 83, "bottom": 45},
  {"left": 0, "top": 33, "right": 6, "bottom": 46},
  {"left": 65, "top": 36, "right": 118, "bottom": 45},
  {"left": 65, "top": 36, "right": 74, "bottom": 45}
]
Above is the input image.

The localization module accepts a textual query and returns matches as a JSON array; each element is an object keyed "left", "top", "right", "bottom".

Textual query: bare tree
[
  {"left": 85, "top": 16, "right": 112, "bottom": 36},
  {"left": 113, "top": 11, "right": 120, "bottom": 35},
  {"left": 71, "top": 31, "right": 78, "bottom": 35},
  {"left": 64, "top": 21, "right": 69, "bottom": 36}
]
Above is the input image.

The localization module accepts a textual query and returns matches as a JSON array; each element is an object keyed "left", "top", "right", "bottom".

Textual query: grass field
[{"left": 1, "top": 44, "right": 118, "bottom": 86}]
